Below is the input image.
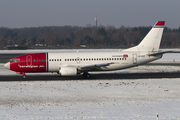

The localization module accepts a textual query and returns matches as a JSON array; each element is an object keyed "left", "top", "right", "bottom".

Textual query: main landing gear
[{"left": 83, "top": 72, "right": 91, "bottom": 78}]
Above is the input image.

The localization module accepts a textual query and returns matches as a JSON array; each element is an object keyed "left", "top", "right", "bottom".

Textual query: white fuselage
[{"left": 48, "top": 51, "right": 162, "bottom": 72}]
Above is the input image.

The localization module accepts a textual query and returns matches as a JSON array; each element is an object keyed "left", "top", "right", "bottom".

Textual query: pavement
[{"left": 1, "top": 72, "right": 180, "bottom": 81}]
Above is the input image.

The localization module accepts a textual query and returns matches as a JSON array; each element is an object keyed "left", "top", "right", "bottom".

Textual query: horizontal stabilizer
[{"left": 148, "top": 51, "right": 173, "bottom": 56}]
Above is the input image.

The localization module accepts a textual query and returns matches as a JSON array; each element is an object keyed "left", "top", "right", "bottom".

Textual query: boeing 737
[{"left": 4, "top": 21, "right": 169, "bottom": 78}]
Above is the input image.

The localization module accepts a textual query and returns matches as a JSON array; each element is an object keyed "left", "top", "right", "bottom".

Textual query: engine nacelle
[{"left": 59, "top": 66, "right": 77, "bottom": 76}]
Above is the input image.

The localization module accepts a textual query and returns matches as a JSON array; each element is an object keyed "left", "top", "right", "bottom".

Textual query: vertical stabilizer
[{"left": 124, "top": 21, "right": 165, "bottom": 52}]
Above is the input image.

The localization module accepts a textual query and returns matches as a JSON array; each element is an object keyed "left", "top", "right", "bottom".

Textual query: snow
[
  {"left": 0, "top": 79, "right": 180, "bottom": 120},
  {"left": 0, "top": 50, "right": 180, "bottom": 119},
  {"left": 154, "top": 53, "right": 180, "bottom": 62}
]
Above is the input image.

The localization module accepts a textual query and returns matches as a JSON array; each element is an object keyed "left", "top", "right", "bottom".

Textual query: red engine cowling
[{"left": 59, "top": 66, "right": 77, "bottom": 76}]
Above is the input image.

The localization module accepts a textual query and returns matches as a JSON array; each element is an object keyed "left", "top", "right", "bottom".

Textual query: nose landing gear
[
  {"left": 16, "top": 72, "right": 26, "bottom": 79},
  {"left": 23, "top": 75, "right": 26, "bottom": 79}
]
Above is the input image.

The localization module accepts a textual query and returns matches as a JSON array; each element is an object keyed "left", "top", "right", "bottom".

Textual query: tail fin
[{"left": 124, "top": 21, "right": 165, "bottom": 52}]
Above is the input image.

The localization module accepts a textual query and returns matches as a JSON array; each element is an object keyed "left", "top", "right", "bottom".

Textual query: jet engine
[{"left": 59, "top": 66, "right": 77, "bottom": 76}]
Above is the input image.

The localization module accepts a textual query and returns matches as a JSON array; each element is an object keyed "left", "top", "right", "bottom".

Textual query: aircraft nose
[{"left": 4, "top": 62, "right": 10, "bottom": 69}]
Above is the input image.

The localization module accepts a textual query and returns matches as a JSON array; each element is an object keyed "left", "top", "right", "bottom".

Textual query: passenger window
[
  {"left": 34, "top": 60, "right": 36, "bottom": 62},
  {"left": 99, "top": 58, "right": 101, "bottom": 60},
  {"left": 104, "top": 58, "right": 106, "bottom": 60},
  {"left": 117, "top": 58, "right": 119, "bottom": 60},
  {"left": 86, "top": 59, "right": 88, "bottom": 61},
  {"left": 49, "top": 59, "right": 51, "bottom": 61},
  {"left": 57, "top": 59, "right": 59, "bottom": 61},
  {"left": 115, "top": 58, "right": 116, "bottom": 60},
  {"left": 72, "top": 59, "right": 74, "bottom": 61}
]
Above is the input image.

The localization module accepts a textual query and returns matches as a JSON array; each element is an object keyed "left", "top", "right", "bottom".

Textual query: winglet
[{"left": 154, "top": 21, "right": 165, "bottom": 27}]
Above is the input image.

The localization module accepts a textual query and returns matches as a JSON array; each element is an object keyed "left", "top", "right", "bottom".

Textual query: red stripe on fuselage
[{"left": 10, "top": 53, "right": 47, "bottom": 72}]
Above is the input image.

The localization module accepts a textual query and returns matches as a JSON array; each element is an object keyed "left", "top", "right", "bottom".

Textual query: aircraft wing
[
  {"left": 148, "top": 51, "right": 173, "bottom": 56},
  {"left": 78, "top": 62, "right": 115, "bottom": 71}
]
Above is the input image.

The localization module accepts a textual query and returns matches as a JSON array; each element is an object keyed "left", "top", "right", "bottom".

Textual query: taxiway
[{"left": 1, "top": 72, "right": 180, "bottom": 81}]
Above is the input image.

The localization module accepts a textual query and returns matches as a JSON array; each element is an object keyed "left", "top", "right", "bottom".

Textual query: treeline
[{"left": 0, "top": 25, "right": 180, "bottom": 49}]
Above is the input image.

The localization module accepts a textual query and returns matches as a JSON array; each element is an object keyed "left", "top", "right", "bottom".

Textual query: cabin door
[
  {"left": 26, "top": 55, "right": 32, "bottom": 66},
  {"left": 133, "top": 54, "right": 137, "bottom": 64}
]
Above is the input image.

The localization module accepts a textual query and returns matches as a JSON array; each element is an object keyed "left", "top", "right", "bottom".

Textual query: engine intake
[{"left": 59, "top": 66, "right": 77, "bottom": 76}]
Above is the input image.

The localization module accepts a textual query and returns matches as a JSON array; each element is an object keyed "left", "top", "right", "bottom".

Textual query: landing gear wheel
[
  {"left": 23, "top": 75, "right": 26, "bottom": 79},
  {"left": 83, "top": 72, "right": 91, "bottom": 78}
]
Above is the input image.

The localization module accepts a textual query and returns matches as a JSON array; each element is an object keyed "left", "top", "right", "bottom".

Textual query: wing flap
[{"left": 78, "top": 62, "right": 115, "bottom": 71}]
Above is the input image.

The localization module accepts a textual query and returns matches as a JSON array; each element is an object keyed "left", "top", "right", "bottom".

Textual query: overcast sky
[{"left": 0, "top": 0, "right": 180, "bottom": 28}]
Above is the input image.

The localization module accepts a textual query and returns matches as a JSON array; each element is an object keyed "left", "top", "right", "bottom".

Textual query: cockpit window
[{"left": 10, "top": 59, "right": 20, "bottom": 62}]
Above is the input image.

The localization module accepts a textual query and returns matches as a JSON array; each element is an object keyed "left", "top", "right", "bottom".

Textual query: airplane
[{"left": 4, "top": 21, "right": 170, "bottom": 78}]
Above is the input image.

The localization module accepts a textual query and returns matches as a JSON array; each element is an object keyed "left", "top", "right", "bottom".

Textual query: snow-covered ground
[
  {"left": 0, "top": 50, "right": 180, "bottom": 120},
  {"left": 0, "top": 79, "right": 180, "bottom": 120}
]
